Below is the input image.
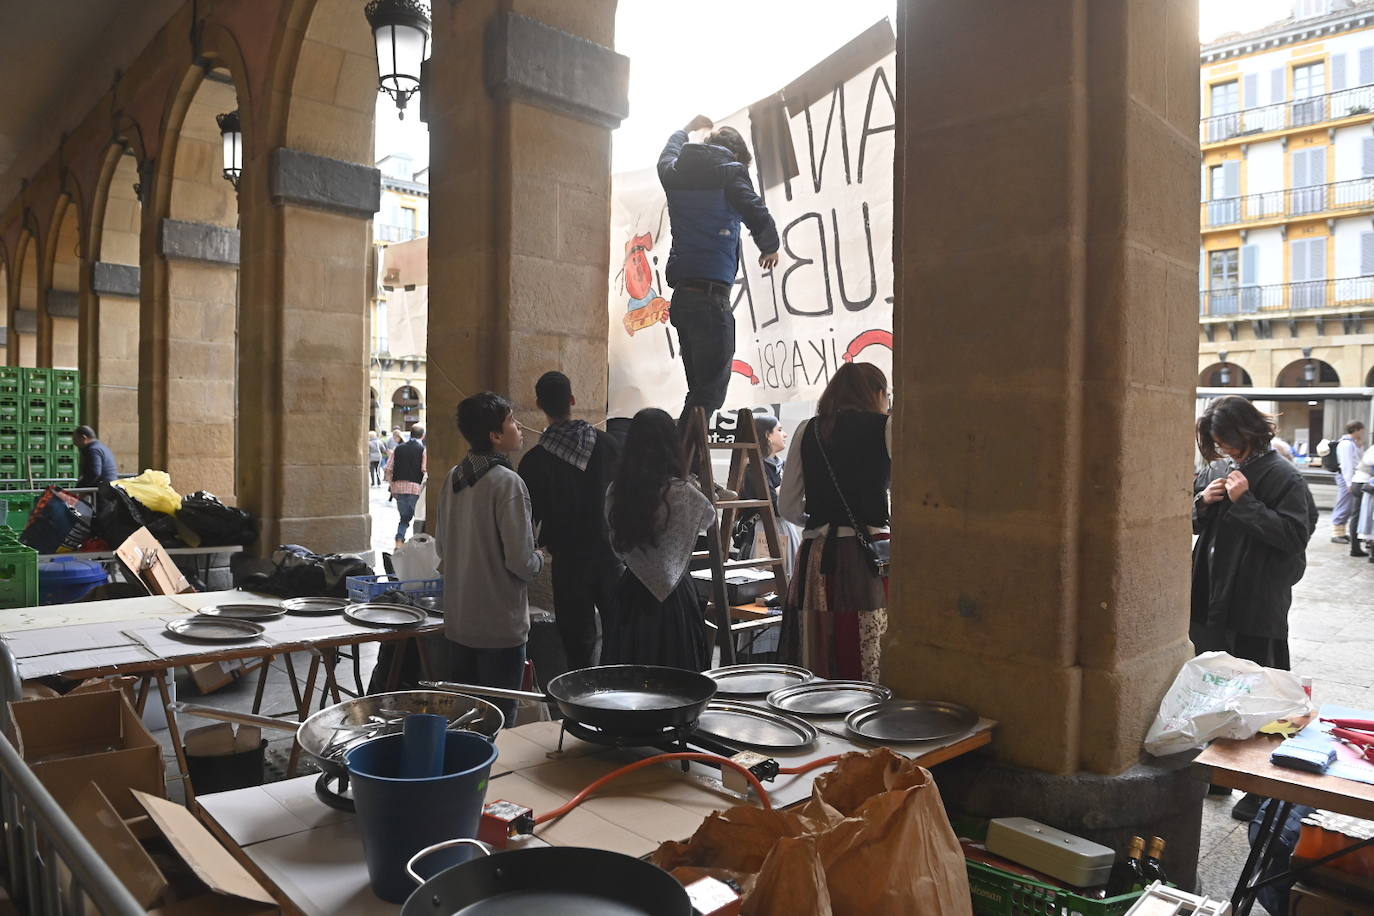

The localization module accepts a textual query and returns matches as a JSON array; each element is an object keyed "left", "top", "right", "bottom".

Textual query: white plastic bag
[
  {"left": 1143, "top": 651, "right": 1312, "bottom": 756},
  {"left": 392, "top": 533, "right": 440, "bottom": 581}
]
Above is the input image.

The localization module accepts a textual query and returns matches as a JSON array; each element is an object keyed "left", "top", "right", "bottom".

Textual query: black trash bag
[
  {"left": 240, "top": 544, "right": 373, "bottom": 599},
  {"left": 93, "top": 481, "right": 148, "bottom": 547},
  {"left": 143, "top": 510, "right": 183, "bottom": 548},
  {"left": 179, "top": 491, "right": 257, "bottom": 547}
]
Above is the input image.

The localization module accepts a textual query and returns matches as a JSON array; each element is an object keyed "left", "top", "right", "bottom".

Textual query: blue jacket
[
  {"left": 657, "top": 130, "right": 779, "bottom": 288},
  {"left": 77, "top": 439, "right": 119, "bottom": 488}
]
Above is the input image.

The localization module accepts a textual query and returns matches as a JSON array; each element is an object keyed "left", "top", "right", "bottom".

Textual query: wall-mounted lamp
[
  {"left": 216, "top": 110, "right": 242, "bottom": 190},
  {"left": 365, "top": 0, "right": 431, "bottom": 118}
]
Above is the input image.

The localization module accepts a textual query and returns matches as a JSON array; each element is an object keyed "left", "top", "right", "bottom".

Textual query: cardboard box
[
  {"left": 189, "top": 659, "right": 250, "bottom": 695},
  {"left": 1291, "top": 883, "right": 1374, "bottom": 915},
  {"left": 66, "top": 784, "right": 278, "bottom": 915},
  {"left": 9, "top": 690, "right": 164, "bottom": 819}
]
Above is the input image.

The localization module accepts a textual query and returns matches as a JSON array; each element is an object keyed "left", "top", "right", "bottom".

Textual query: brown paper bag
[{"left": 746, "top": 836, "right": 833, "bottom": 916}]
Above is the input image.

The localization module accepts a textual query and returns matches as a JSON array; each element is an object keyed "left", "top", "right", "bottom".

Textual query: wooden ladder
[{"left": 683, "top": 407, "right": 789, "bottom": 666}]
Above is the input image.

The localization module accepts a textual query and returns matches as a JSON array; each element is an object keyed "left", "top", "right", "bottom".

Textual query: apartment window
[
  {"left": 1207, "top": 248, "right": 1240, "bottom": 316},
  {"left": 1292, "top": 62, "right": 1328, "bottom": 125},
  {"left": 1206, "top": 162, "right": 1240, "bottom": 225},
  {"left": 1208, "top": 80, "right": 1241, "bottom": 141},
  {"left": 401, "top": 206, "right": 418, "bottom": 232},
  {"left": 1295, "top": 0, "right": 1331, "bottom": 19},
  {"left": 1291, "top": 147, "right": 1328, "bottom": 214},
  {"left": 1291, "top": 236, "right": 1328, "bottom": 309}
]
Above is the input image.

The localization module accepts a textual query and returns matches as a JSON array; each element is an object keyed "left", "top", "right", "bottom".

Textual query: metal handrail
[
  {"left": 1202, "top": 82, "right": 1374, "bottom": 142},
  {"left": 1202, "top": 176, "right": 1374, "bottom": 228},
  {"left": 1199, "top": 275, "right": 1374, "bottom": 317},
  {"left": 375, "top": 224, "right": 427, "bottom": 243}
]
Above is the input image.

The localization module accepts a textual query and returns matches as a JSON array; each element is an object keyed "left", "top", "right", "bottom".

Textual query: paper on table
[
  {"left": 16, "top": 644, "right": 159, "bottom": 680},
  {"left": 1294, "top": 704, "right": 1374, "bottom": 786},
  {"left": 124, "top": 623, "right": 272, "bottom": 660},
  {"left": 1, "top": 621, "right": 140, "bottom": 657}
]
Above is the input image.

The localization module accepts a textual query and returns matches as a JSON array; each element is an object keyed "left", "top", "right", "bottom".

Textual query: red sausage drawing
[
  {"left": 731, "top": 359, "right": 761, "bottom": 385},
  {"left": 842, "top": 329, "right": 893, "bottom": 362}
]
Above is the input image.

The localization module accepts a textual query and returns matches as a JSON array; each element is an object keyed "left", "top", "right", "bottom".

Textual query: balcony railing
[
  {"left": 1202, "top": 176, "right": 1374, "bottom": 228},
  {"left": 1199, "top": 276, "right": 1374, "bottom": 317},
  {"left": 1202, "top": 83, "right": 1374, "bottom": 143},
  {"left": 376, "top": 224, "right": 427, "bottom": 243}
]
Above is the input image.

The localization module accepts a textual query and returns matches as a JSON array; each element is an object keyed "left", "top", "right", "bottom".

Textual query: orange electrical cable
[
  {"left": 534, "top": 752, "right": 775, "bottom": 826},
  {"left": 778, "top": 754, "right": 841, "bottom": 775}
]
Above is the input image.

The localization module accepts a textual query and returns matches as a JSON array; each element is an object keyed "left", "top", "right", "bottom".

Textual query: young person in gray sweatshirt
[{"left": 435, "top": 392, "right": 544, "bottom": 726}]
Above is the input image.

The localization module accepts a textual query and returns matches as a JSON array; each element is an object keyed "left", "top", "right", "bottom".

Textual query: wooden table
[
  {"left": 197, "top": 717, "right": 996, "bottom": 915},
  {"left": 1197, "top": 732, "right": 1374, "bottom": 914}
]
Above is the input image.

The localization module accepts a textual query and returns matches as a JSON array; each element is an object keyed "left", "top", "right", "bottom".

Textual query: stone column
[
  {"left": 425, "top": 0, "right": 627, "bottom": 493},
  {"left": 86, "top": 262, "right": 142, "bottom": 472},
  {"left": 889, "top": 0, "right": 1204, "bottom": 881}
]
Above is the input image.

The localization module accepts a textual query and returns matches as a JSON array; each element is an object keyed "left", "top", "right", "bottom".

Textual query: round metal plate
[
  {"left": 845, "top": 700, "right": 978, "bottom": 743},
  {"left": 343, "top": 602, "right": 427, "bottom": 627},
  {"left": 766, "top": 680, "right": 894, "bottom": 716},
  {"left": 694, "top": 701, "right": 817, "bottom": 750},
  {"left": 702, "top": 663, "right": 813, "bottom": 698},
  {"left": 164, "top": 616, "right": 265, "bottom": 642},
  {"left": 281, "top": 596, "right": 349, "bottom": 616},
  {"left": 196, "top": 603, "right": 285, "bottom": 621},
  {"left": 300, "top": 690, "right": 503, "bottom": 772}
]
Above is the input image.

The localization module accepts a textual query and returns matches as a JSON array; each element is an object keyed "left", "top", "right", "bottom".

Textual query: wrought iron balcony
[
  {"left": 1201, "top": 83, "right": 1374, "bottom": 144},
  {"left": 376, "top": 223, "right": 427, "bottom": 243},
  {"left": 1202, "top": 176, "right": 1374, "bottom": 228},
  {"left": 1199, "top": 276, "right": 1374, "bottom": 318}
]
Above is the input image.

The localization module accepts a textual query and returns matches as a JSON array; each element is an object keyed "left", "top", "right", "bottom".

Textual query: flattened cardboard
[
  {"left": 115, "top": 527, "right": 194, "bottom": 596},
  {"left": 133, "top": 791, "right": 277, "bottom": 907},
  {"left": 63, "top": 783, "right": 168, "bottom": 907},
  {"left": 9, "top": 690, "right": 164, "bottom": 818}
]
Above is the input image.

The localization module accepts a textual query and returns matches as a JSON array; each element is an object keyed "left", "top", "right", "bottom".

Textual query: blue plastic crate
[{"left": 346, "top": 574, "right": 443, "bottom": 603}]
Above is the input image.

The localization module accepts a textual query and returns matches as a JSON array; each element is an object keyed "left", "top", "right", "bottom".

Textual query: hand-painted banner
[{"left": 608, "top": 24, "right": 896, "bottom": 417}]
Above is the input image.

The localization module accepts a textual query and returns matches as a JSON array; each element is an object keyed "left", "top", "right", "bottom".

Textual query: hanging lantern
[
  {"left": 365, "top": 0, "right": 431, "bottom": 118},
  {"left": 216, "top": 110, "right": 242, "bottom": 190},
  {"left": 1219, "top": 364, "right": 1232, "bottom": 386}
]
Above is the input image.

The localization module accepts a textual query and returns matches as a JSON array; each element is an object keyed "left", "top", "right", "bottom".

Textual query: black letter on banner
[
  {"left": 803, "top": 83, "right": 852, "bottom": 194},
  {"left": 858, "top": 67, "right": 896, "bottom": 184},
  {"left": 780, "top": 212, "right": 833, "bottom": 317},
  {"left": 832, "top": 202, "right": 876, "bottom": 312}
]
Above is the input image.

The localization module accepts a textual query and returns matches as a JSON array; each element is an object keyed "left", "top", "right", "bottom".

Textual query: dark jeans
[
  {"left": 550, "top": 550, "right": 622, "bottom": 671},
  {"left": 670, "top": 282, "right": 734, "bottom": 423},
  {"left": 449, "top": 641, "right": 527, "bottom": 727},
  {"left": 395, "top": 492, "right": 419, "bottom": 541},
  {"left": 1351, "top": 486, "right": 1367, "bottom": 554},
  {"left": 369, "top": 460, "right": 381, "bottom": 485}
]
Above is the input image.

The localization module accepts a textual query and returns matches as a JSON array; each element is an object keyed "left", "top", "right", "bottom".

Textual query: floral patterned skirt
[{"left": 778, "top": 533, "right": 887, "bottom": 681}]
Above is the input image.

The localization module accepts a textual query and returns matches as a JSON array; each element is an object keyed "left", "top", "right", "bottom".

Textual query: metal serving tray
[
  {"left": 196, "top": 603, "right": 285, "bottom": 622},
  {"left": 845, "top": 699, "right": 978, "bottom": 743},
  {"left": 766, "top": 679, "right": 894, "bottom": 716},
  {"left": 694, "top": 701, "right": 817, "bottom": 750},
  {"left": 702, "top": 663, "right": 813, "bottom": 698},
  {"left": 164, "top": 616, "right": 266, "bottom": 642},
  {"left": 281, "top": 596, "right": 350, "bottom": 616},
  {"left": 343, "top": 603, "right": 427, "bottom": 628}
]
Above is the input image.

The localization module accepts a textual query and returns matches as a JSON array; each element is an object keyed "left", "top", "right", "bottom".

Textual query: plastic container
[
  {"left": 0, "top": 369, "right": 21, "bottom": 396},
  {"left": 0, "top": 426, "right": 21, "bottom": 452},
  {"left": 53, "top": 398, "right": 78, "bottom": 428},
  {"left": 52, "top": 436, "right": 76, "bottom": 457},
  {"left": 966, "top": 860, "right": 1142, "bottom": 916},
  {"left": 0, "top": 542, "right": 39, "bottom": 609},
  {"left": 23, "top": 428, "right": 50, "bottom": 454},
  {"left": 0, "top": 492, "right": 34, "bottom": 532},
  {"left": 0, "top": 455, "right": 19, "bottom": 485},
  {"left": 21, "top": 454, "right": 50, "bottom": 481},
  {"left": 346, "top": 730, "right": 498, "bottom": 903},
  {"left": 0, "top": 398, "right": 19, "bottom": 425},
  {"left": 986, "top": 817, "right": 1115, "bottom": 888},
  {"left": 52, "top": 455, "right": 77, "bottom": 481},
  {"left": 51, "top": 370, "right": 79, "bottom": 399},
  {"left": 23, "top": 399, "right": 50, "bottom": 427},
  {"left": 39, "top": 559, "right": 108, "bottom": 605},
  {"left": 186, "top": 739, "right": 267, "bottom": 793},
  {"left": 21, "top": 369, "right": 50, "bottom": 398},
  {"left": 346, "top": 574, "right": 443, "bottom": 603}
]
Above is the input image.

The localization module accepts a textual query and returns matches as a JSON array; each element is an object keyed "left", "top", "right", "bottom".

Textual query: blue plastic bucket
[
  {"left": 346, "top": 729, "right": 498, "bottom": 903},
  {"left": 38, "top": 559, "right": 108, "bottom": 605}
]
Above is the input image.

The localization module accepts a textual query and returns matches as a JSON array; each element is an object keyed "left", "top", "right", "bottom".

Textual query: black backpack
[{"left": 1322, "top": 440, "right": 1341, "bottom": 472}]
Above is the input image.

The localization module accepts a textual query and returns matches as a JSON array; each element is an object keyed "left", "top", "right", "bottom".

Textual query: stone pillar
[
  {"left": 425, "top": 0, "right": 627, "bottom": 493},
  {"left": 889, "top": 0, "right": 1203, "bottom": 883},
  {"left": 234, "top": 148, "right": 379, "bottom": 552},
  {"left": 87, "top": 262, "right": 142, "bottom": 472},
  {"left": 46, "top": 290, "right": 80, "bottom": 370}
]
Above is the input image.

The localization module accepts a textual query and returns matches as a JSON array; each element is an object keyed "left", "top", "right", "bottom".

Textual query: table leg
[
  {"left": 322, "top": 649, "right": 342, "bottom": 706},
  {"left": 384, "top": 639, "right": 408, "bottom": 691},
  {"left": 251, "top": 655, "right": 272, "bottom": 715},
  {"left": 416, "top": 637, "right": 434, "bottom": 681},
  {"left": 283, "top": 653, "right": 304, "bottom": 711},
  {"left": 297, "top": 654, "right": 321, "bottom": 721},
  {"left": 1231, "top": 799, "right": 1291, "bottom": 915},
  {"left": 155, "top": 669, "right": 195, "bottom": 810},
  {"left": 134, "top": 676, "right": 151, "bottom": 715},
  {"left": 351, "top": 647, "right": 365, "bottom": 697}
]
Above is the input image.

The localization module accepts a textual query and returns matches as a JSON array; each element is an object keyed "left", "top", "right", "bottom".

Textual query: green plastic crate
[
  {"left": 22, "top": 428, "right": 50, "bottom": 454},
  {"left": 0, "top": 541, "right": 39, "bottom": 609},
  {"left": 21, "top": 454, "right": 50, "bottom": 481},
  {"left": 23, "top": 399, "right": 50, "bottom": 427},
  {"left": 51, "top": 369, "right": 79, "bottom": 399},
  {"left": 52, "top": 455, "right": 77, "bottom": 480},
  {"left": 0, "top": 426, "right": 19, "bottom": 454},
  {"left": 0, "top": 455, "right": 18, "bottom": 483},
  {"left": 53, "top": 398, "right": 78, "bottom": 428},
  {"left": 21, "top": 369, "right": 51, "bottom": 398},
  {"left": 0, "top": 369, "right": 20, "bottom": 396},
  {"left": 52, "top": 437, "right": 76, "bottom": 458},
  {"left": 967, "top": 861, "right": 1142, "bottom": 916},
  {"left": 0, "top": 398, "right": 19, "bottom": 425},
  {"left": 0, "top": 493, "right": 34, "bottom": 533}
]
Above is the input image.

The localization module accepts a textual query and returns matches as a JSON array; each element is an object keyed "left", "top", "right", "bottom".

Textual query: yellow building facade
[{"left": 370, "top": 154, "right": 428, "bottom": 434}]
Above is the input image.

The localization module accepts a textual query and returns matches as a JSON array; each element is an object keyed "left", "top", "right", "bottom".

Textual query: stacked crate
[
  {"left": 0, "top": 368, "right": 80, "bottom": 490},
  {"left": 0, "top": 524, "right": 38, "bottom": 608}
]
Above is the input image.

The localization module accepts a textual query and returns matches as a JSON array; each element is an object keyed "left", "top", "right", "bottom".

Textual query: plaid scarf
[
  {"left": 452, "top": 450, "right": 513, "bottom": 492},
  {"left": 539, "top": 420, "right": 597, "bottom": 472}
]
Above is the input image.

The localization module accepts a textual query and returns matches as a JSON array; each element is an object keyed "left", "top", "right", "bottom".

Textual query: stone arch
[
  {"left": 1367, "top": 366, "right": 1374, "bottom": 388},
  {"left": 44, "top": 193, "right": 83, "bottom": 369},
  {"left": 283, "top": 0, "right": 379, "bottom": 164},
  {"left": 85, "top": 143, "right": 145, "bottom": 472},
  {"left": 1276, "top": 358, "right": 1340, "bottom": 388},
  {"left": 12, "top": 226, "right": 41, "bottom": 368},
  {"left": 391, "top": 382, "right": 423, "bottom": 430},
  {"left": 1198, "top": 361, "right": 1252, "bottom": 387}
]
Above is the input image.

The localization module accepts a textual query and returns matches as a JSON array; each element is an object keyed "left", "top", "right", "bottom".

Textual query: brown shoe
[{"left": 395, "top": 538, "right": 405, "bottom": 549}]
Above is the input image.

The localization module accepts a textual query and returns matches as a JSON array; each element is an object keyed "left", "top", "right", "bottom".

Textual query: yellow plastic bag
[{"left": 113, "top": 470, "right": 183, "bottom": 516}]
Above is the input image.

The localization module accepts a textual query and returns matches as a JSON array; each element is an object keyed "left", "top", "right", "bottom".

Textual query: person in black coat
[{"left": 1192, "top": 395, "right": 1318, "bottom": 670}]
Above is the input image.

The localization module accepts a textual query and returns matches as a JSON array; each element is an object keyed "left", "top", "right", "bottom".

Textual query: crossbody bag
[{"left": 814, "top": 427, "right": 891, "bottom": 578}]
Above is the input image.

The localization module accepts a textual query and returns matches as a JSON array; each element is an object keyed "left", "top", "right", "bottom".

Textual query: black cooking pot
[{"left": 401, "top": 839, "right": 693, "bottom": 915}]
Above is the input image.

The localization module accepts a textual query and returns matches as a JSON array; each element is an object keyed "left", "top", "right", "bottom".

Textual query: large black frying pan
[
  {"left": 401, "top": 840, "right": 693, "bottom": 915},
  {"left": 423, "top": 664, "right": 717, "bottom": 735}
]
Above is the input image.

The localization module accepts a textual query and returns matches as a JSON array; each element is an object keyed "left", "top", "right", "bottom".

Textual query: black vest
[
  {"left": 799, "top": 412, "right": 890, "bottom": 530},
  {"left": 392, "top": 439, "right": 425, "bottom": 483}
]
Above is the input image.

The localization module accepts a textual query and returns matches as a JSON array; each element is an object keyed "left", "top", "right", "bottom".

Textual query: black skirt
[{"left": 603, "top": 569, "right": 710, "bottom": 672}]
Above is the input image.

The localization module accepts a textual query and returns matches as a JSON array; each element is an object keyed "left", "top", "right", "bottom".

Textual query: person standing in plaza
[
  {"left": 518, "top": 371, "right": 622, "bottom": 671},
  {"left": 71, "top": 426, "right": 119, "bottom": 488},
  {"left": 657, "top": 115, "right": 779, "bottom": 429},
  {"left": 385, "top": 424, "right": 426, "bottom": 548},
  {"left": 778, "top": 363, "right": 892, "bottom": 682},
  {"left": 367, "top": 431, "right": 383, "bottom": 487},
  {"left": 1192, "top": 395, "right": 1318, "bottom": 821},
  {"left": 1350, "top": 439, "right": 1374, "bottom": 559},
  {"left": 1332, "top": 421, "right": 1366, "bottom": 546},
  {"left": 436, "top": 392, "right": 543, "bottom": 726}
]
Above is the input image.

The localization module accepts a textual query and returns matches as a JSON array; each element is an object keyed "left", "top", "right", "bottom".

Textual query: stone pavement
[{"left": 1194, "top": 506, "right": 1374, "bottom": 910}]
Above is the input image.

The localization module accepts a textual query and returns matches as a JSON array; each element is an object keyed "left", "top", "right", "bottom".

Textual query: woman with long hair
[
  {"left": 605, "top": 407, "right": 716, "bottom": 670},
  {"left": 735, "top": 413, "right": 802, "bottom": 575},
  {"left": 778, "top": 363, "right": 891, "bottom": 680}
]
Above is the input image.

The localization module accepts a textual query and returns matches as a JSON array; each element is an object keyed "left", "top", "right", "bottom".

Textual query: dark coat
[
  {"left": 77, "top": 439, "right": 119, "bottom": 488},
  {"left": 657, "top": 130, "right": 779, "bottom": 287},
  {"left": 518, "top": 428, "right": 620, "bottom": 561},
  {"left": 1191, "top": 449, "right": 1317, "bottom": 639}
]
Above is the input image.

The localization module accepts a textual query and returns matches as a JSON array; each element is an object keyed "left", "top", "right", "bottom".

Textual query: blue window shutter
[
  {"left": 1224, "top": 161, "right": 1240, "bottom": 197},
  {"left": 1333, "top": 53, "right": 1348, "bottom": 91},
  {"left": 1362, "top": 47, "right": 1374, "bottom": 85},
  {"left": 1362, "top": 233, "right": 1374, "bottom": 275},
  {"left": 1293, "top": 150, "right": 1309, "bottom": 188},
  {"left": 1244, "top": 73, "right": 1259, "bottom": 107},
  {"left": 1363, "top": 139, "right": 1374, "bottom": 177},
  {"left": 1310, "top": 148, "right": 1327, "bottom": 185},
  {"left": 1241, "top": 245, "right": 1259, "bottom": 284},
  {"left": 1312, "top": 237, "right": 1328, "bottom": 280},
  {"left": 1292, "top": 239, "right": 1310, "bottom": 282},
  {"left": 1272, "top": 67, "right": 1286, "bottom": 103}
]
